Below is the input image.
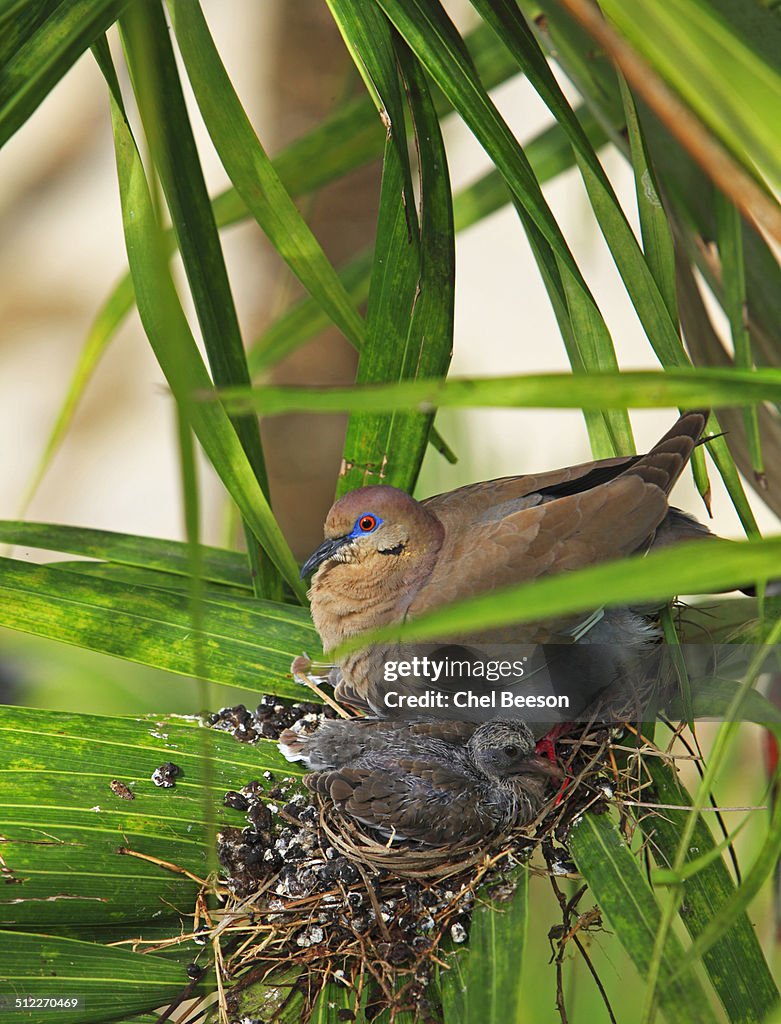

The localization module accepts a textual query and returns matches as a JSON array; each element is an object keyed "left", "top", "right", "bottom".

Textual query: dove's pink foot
[
  {"left": 536, "top": 724, "right": 573, "bottom": 805},
  {"left": 535, "top": 723, "right": 570, "bottom": 761}
]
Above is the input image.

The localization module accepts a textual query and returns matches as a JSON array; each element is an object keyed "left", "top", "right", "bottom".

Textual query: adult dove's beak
[{"left": 300, "top": 535, "right": 350, "bottom": 578}]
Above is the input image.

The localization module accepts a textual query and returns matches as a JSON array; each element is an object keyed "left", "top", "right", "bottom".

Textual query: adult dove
[
  {"left": 300, "top": 410, "right": 714, "bottom": 719},
  {"left": 303, "top": 719, "right": 561, "bottom": 845}
]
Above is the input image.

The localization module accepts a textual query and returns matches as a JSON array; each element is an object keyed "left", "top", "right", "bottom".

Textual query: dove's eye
[
  {"left": 357, "top": 514, "right": 378, "bottom": 533},
  {"left": 503, "top": 744, "right": 520, "bottom": 758}
]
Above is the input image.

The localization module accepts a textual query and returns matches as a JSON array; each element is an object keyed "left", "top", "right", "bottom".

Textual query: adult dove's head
[{"left": 300, "top": 485, "right": 444, "bottom": 582}]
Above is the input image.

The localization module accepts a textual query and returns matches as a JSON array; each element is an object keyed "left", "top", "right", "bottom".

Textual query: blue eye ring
[{"left": 356, "top": 513, "right": 379, "bottom": 533}]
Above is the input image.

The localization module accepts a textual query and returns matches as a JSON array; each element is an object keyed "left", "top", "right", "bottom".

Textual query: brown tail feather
[{"left": 623, "top": 410, "right": 708, "bottom": 495}]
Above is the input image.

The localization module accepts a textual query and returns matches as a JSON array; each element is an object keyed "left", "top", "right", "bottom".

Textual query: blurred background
[
  {"left": 2, "top": 3, "right": 779, "bottom": 1015},
  {"left": 1, "top": 0, "right": 778, "bottom": 715}
]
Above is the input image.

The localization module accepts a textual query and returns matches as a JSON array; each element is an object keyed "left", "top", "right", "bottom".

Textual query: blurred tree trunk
[{"left": 257, "top": 0, "right": 380, "bottom": 559}]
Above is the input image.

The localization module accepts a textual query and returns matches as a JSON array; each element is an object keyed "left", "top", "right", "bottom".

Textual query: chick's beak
[
  {"left": 514, "top": 754, "right": 564, "bottom": 780},
  {"left": 300, "top": 535, "right": 350, "bottom": 578}
]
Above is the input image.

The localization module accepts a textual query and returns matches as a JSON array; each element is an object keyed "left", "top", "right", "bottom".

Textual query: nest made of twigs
[
  {"left": 315, "top": 797, "right": 506, "bottom": 878},
  {"left": 198, "top": 712, "right": 645, "bottom": 1023}
]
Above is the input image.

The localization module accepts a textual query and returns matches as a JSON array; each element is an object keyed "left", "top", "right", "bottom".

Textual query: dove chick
[
  {"left": 303, "top": 719, "right": 561, "bottom": 846},
  {"left": 279, "top": 715, "right": 477, "bottom": 770}
]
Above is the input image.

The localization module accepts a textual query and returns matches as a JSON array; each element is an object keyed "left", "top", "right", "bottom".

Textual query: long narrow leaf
[
  {"left": 374, "top": 0, "right": 635, "bottom": 449},
  {"left": 326, "top": 2, "right": 437, "bottom": 495},
  {"left": 0, "top": 707, "right": 295, "bottom": 929},
  {"left": 714, "top": 193, "right": 764, "bottom": 479},
  {"left": 570, "top": 813, "right": 717, "bottom": 1024},
  {"left": 440, "top": 865, "right": 529, "bottom": 1024},
  {"left": 520, "top": 1, "right": 775, "bottom": 524},
  {"left": 675, "top": 793, "right": 781, "bottom": 976},
  {"left": 0, "top": 931, "right": 194, "bottom": 1023},
  {"left": 378, "top": 38, "right": 456, "bottom": 491},
  {"left": 674, "top": 253, "right": 776, "bottom": 525},
  {"left": 617, "top": 72, "right": 717, "bottom": 506},
  {"left": 15, "top": 275, "right": 135, "bottom": 518},
  {"left": 19, "top": 21, "right": 544, "bottom": 506},
  {"left": 0, "top": 706, "right": 302, "bottom": 1018},
  {"left": 0, "top": 0, "right": 57, "bottom": 56},
  {"left": 375, "top": 0, "right": 594, "bottom": 300},
  {"left": 119, "top": 0, "right": 277, "bottom": 598},
  {"left": 99, "top": 44, "right": 306, "bottom": 600},
  {"left": 618, "top": 75, "right": 678, "bottom": 325},
  {"left": 330, "top": 536, "right": 781, "bottom": 653},
  {"left": 598, "top": 0, "right": 781, "bottom": 195},
  {"left": 640, "top": 619, "right": 781, "bottom": 1023},
  {"left": 48, "top": 560, "right": 252, "bottom": 600},
  {"left": 340, "top": 24, "right": 456, "bottom": 494},
  {"left": 0, "top": 0, "right": 131, "bottom": 146},
  {"left": 168, "top": 0, "right": 364, "bottom": 351},
  {"left": 643, "top": 760, "right": 778, "bottom": 1022},
  {"left": 249, "top": 107, "right": 608, "bottom": 376},
  {"left": 471, "top": 0, "right": 688, "bottom": 373},
  {"left": 218, "top": 366, "right": 781, "bottom": 418},
  {"left": 0, "top": 701, "right": 303, "bottom": 1024},
  {"left": 0, "top": 558, "right": 319, "bottom": 696},
  {"left": 324, "top": 5, "right": 419, "bottom": 421},
  {"left": 0, "top": 521, "right": 250, "bottom": 588}
]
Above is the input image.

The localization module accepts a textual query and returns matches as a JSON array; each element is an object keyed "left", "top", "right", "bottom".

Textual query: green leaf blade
[
  {"left": 440, "top": 865, "right": 529, "bottom": 1024},
  {"left": 0, "top": 558, "right": 319, "bottom": 696},
  {"left": 103, "top": 55, "right": 305, "bottom": 600},
  {"left": 0, "top": 0, "right": 131, "bottom": 147},
  {"left": 168, "top": 0, "right": 365, "bottom": 351},
  {"left": 644, "top": 761, "right": 778, "bottom": 1022},
  {"left": 570, "top": 813, "right": 718, "bottom": 1024},
  {"left": 0, "top": 931, "right": 194, "bottom": 1023}
]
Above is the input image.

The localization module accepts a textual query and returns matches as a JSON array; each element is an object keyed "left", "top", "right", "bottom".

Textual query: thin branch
[{"left": 573, "top": 934, "right": 618, "bottom": 1024}]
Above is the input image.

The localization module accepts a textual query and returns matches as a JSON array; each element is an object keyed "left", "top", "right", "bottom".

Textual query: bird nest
[{"left": 186, "top": 699, "right": 655, "bottom": 1023}]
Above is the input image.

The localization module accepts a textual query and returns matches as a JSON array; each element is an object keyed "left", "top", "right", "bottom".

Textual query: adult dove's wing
[
  {"left": 411, "top": 411, "right": 707, "bottom": 638},
  {"left": 423, "top": 410, "right": 707, "bottom": 528}
]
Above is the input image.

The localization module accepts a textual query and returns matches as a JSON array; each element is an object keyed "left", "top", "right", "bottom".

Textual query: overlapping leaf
[{"left": 0, "top": 557, "right": 318, "bottom": 697}]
